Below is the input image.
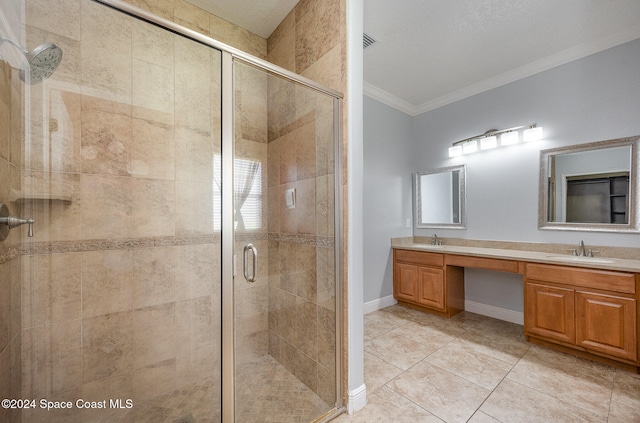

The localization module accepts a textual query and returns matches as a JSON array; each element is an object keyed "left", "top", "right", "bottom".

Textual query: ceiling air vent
[{"left": 363, "top": 33, "right": 377, "bottom": 49}]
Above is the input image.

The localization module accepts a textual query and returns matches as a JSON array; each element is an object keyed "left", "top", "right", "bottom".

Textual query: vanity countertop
[{"left": 392, "top": 238, "right": 640, "bottom": 273}]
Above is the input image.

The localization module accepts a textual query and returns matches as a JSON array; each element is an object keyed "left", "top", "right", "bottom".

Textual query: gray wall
[
  {"left": 363, "top": 38, "right": 640, "bottom": 312},
  {"left": 363, "top": 96, "right": 413, "bottom": 304}
]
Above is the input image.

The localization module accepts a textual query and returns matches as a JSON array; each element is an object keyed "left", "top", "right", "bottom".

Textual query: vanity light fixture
[
  {"left": 523, "top": 125, "right": 544, "bottom": 142},
  {"left": 448, "top": 144, "right": 463, "bottom": 157},
  {"left": 480, "top": 135, "right": 498, "bottom": 150},
  {"left": 448, "top": 124, "right": 543, "bottom": 157},
  {"left": 500, "top": 131, "right": 519, "bottom": 146},
  {"left": 462, "top": 139, "right": 478, "bottom": 154}
]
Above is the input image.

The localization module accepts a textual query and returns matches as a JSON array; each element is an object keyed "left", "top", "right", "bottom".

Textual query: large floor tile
[
  {"left": 480, "top": 379, "right": 605, "bottom": 423},
  {"left": 387, "top": 361, "right": 490, "bottom": 423},
  {"left": 425, "top": 339, "right": 514, "bottom": 390},
  {"left": 364, "top": 330, "right": 436, "bottom": 371},
  {"left": 459, "top": 318, "right": 529, "bottom": 361},
  {"left": 611, "top": 369, "right": 640, "bottom": 411},
  {"left": 506, "top": 346, "right": 614, "bottom": 418},
  {"left": 363, "top": 351, "right": 403, "bottom": 394},
  {"left": 332, "top": 385, "right": 443, "bottom": 423}
]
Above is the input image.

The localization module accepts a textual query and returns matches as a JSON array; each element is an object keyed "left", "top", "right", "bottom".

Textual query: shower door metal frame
[{"left": 91, "top": 1, "right": 345, "bottom": 421}]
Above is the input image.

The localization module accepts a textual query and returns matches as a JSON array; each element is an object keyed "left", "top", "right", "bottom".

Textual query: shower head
[
  {"left": 23, "top": 42, "right": 63, "bottom": 84},
  {"left": 0, "top": 35, "right": 63, "bottom": 84}
]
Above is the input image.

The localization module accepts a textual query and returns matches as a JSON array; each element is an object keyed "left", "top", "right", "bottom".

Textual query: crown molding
[
  {"left": 363, "top": 82, "right": 418, "bottom": 116},
  {"left": 366, "top": 28, "right": 640, "bottom": 118}
]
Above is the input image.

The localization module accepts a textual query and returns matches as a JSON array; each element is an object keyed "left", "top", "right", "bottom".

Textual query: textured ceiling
[
  {"left": 364, "top": 0, "right": 640, "bottom": 115},
  {"left": 191, "top": 0, "right": 640, "bottom": 116},
  {"left": 186, "top": 0, "right": 299, "bottom": 38}
]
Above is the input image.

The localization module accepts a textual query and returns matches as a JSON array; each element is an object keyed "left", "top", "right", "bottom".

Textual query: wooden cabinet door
[
  {"left": 525, "top": 283, "right": 575, "bottom": 344},
  {"left": 417, "top": 267, "right": 445, "bottom": 311},
  {"left": 576, "top": 291, "right": 637, "bottom": 361},
  {"left": 394, "top": 263, "right": 418, "bottom": 302}
]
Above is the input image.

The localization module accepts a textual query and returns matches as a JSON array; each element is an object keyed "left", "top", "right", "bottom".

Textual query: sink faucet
[
  {"left": 578, "top": 240, "right": 586, "bottom": 256},
  {"left": 432, "top": 234, "right": 442, "bottom": 246}
]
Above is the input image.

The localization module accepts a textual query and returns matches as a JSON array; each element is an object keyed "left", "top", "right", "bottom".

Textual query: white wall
[
  {"left": 363, "top": 96, "right": 413, "bottom": 305},
  {"left": 363, "top": 38, "right": 640, "bottom": 314}
]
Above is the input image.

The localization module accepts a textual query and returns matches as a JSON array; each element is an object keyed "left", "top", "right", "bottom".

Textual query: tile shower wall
[
  {"left": 0, "top": 55, "right": 23, "bottom": 423},
  {"left": 266, "top": 0, "right": 346, "bottom": 406},
  {"left": 17, "top": 0, "right": 266, "bottom": 422}
]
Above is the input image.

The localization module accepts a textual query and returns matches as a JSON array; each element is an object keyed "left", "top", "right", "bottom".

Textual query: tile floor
[
  {"left": 333, "top": 304, "right": 640, "bottom": 423},
  {"left": 97, "top": 356, "right": 328, "bottom": 423}
]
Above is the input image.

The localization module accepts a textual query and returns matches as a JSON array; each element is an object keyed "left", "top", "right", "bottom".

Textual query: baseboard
[
  {"left": 347, "top": 383, "right": 367, "bottom": 414},
  {"left": 465, "top": 300, "right": 524, "bottom": 325},
  {"left": 363, "top": 295, "right": 397, "bottom": 314}
]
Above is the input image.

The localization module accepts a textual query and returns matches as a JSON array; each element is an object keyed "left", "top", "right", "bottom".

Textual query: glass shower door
[
  {"left": 20, "top": 1, "right": 223, "bottom": 421},
  {"left": 232, "top": 59, "right": 338, "bottom": 422}
]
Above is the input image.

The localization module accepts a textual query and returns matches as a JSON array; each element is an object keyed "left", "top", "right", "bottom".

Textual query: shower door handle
[{"left": 243, "top": 243, "right": 257, "bottom": 283}]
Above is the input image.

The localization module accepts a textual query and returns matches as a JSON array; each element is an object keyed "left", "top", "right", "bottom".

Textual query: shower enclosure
[{"left": 0, "top": 0, "right": 343, "bottom": 421}]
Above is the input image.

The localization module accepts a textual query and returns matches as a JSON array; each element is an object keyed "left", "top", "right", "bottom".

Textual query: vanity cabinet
[
  {"left": 392, "top": 244, "right": 640, "bottom": 371},
  {"left": 525, "top": 263, "right": 637, "bottom": 364},
  {"left": 393, "top": 249, "right": 464, "bottom": 317}
]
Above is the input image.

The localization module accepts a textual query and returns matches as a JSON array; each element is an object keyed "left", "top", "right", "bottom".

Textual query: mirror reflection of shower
[{"left": 0, "top": 35, "right": 63, "bottom": 84}]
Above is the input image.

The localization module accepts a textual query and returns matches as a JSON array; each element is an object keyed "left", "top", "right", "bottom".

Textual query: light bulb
[
  {"left": 500, "top": 131, "right": 519, "bottom": 146},
  {"left": 480, "top": 136, "right": 497, "bottom": 150},
  {"left": 448, "top": 145, "right": 463, "bottom": 157},
  {"left": 524, "top": 126, "right": 543, "bottom": 142},
  {"left": 462, "top": 140, "right": 478, "bottom": 154}
]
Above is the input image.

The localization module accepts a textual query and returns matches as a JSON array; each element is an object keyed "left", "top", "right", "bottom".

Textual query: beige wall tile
[
  {"left": 125, "top": 0, "right": 174, "bottom": 20},
  {"left": 293, "top": 298, "right": 318, "bottom": 360},
  {"left": 24, "top": 253, "right": 81, "bottom": 327},
  {"left": 131, "top": 178, "right": 175, "bottom": 237},
  {"left": 133, "top": 303, "right": 176, "bottom": 368},
  {"left": 80, "top": 174, "right": 132, "bottom": 239},
  {"left": 26, "top": 0, "right": 81, "bottom": 40},
  {"left": 174, "top": 39, "right": 214, "bottom": 134},
  {"left": 22, "top": 171, "right": 82, "bottom": 242},
  {"left": 0, "top": 261, "right": 10, "bottom": 351},
  {"left": 132, "top": 247, "right": 176, "bottom": 309},
  {"left": 82, "top": 311, "right": 134, "bottom": 384},
  {"left": 294, "top": 0, "right": 340, "bottom": 74},
  {"left": 82, "top": 249, "right": 133, "bottom": 318},
  {"left": 0, "top": 64, "right": 12, "bottom": 162},
  {"left": 132, "top": 59, "right": 175, "bottom": 123},
  {"left": 133, "top": 358, "right": 177, "bottom": 402},
  {"left": 0, "top": 334, "right": 21, "bottom": 423},
  {"left": 81, "top": 1, "right": 132, "bottom": 100},
  {"left": 174, "top": 180, "right": 213, "bottom": 235},
  {"left": 175, "top": 126, "right": 214, "bottom": 182},
  {"left": 129, "top": 118, "right": 175, "bottom": 180},
  {"left": 132, "top": 20, "right": 175, "bottom": 69},
  {"left": 267, "top": 9, "right": 295, "bottom": 62},
  {"left": 174, "top": 0, "right": 210, "bottom": 36},
  {"left": 81, "top": 109, "right": 132, "bottom": 176},
  {"left": 174, "top": 244, "right": 218, "bottom": 301}
]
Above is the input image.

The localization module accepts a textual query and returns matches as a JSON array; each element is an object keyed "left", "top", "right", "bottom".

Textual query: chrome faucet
[
  {"left": 432, "top": 234, "right": 442, "bottom": 246},
  {"left": 578, "top": 240, "right": 586, "bottom": 256},
  {"left": 571, "top": 240, "right": 599, "bottom": 257}
]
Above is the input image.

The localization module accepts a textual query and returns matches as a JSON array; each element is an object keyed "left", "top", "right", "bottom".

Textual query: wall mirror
[
  {"left": 415, "top": 165, "right": 466, "bottom": 229},
  {"left": 539, "top": 136, "right": 639, "bottom": 232}
]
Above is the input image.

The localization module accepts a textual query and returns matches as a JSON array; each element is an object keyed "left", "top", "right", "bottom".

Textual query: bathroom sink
[
  {"left": 413, "top": 244, "right": 444, "bottom": 249},
  {"left": 546, "top": 255, "right": 616, "bottom": 264}
]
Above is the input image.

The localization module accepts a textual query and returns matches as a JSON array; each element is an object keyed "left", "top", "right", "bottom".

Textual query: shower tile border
[{"left": 0, "top": 233, "right": 334, "bottom": 263}]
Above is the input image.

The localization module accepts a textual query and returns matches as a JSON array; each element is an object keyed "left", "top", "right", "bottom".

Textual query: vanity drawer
[
  {"left": 445, "top": 255, "right": 520, "bottom": 273},
  {"left": 395, "top": 249, "right": 444, "bottom": 267},
  {"left": 526, "top": 263, "right": 636, "bottom": 294}
]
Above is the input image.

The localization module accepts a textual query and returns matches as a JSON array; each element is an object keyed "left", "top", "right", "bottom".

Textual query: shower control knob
[{"left": 0, "top": 202, "right": 35, "bottom": 241}]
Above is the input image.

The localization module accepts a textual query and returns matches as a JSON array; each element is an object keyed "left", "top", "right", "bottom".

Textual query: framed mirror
[
  {"left": 415, "top": 165, "right": 466, "bottom": 229},
  {"left": 539, "top": 136, "right": 639, "bottom": 232}
]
